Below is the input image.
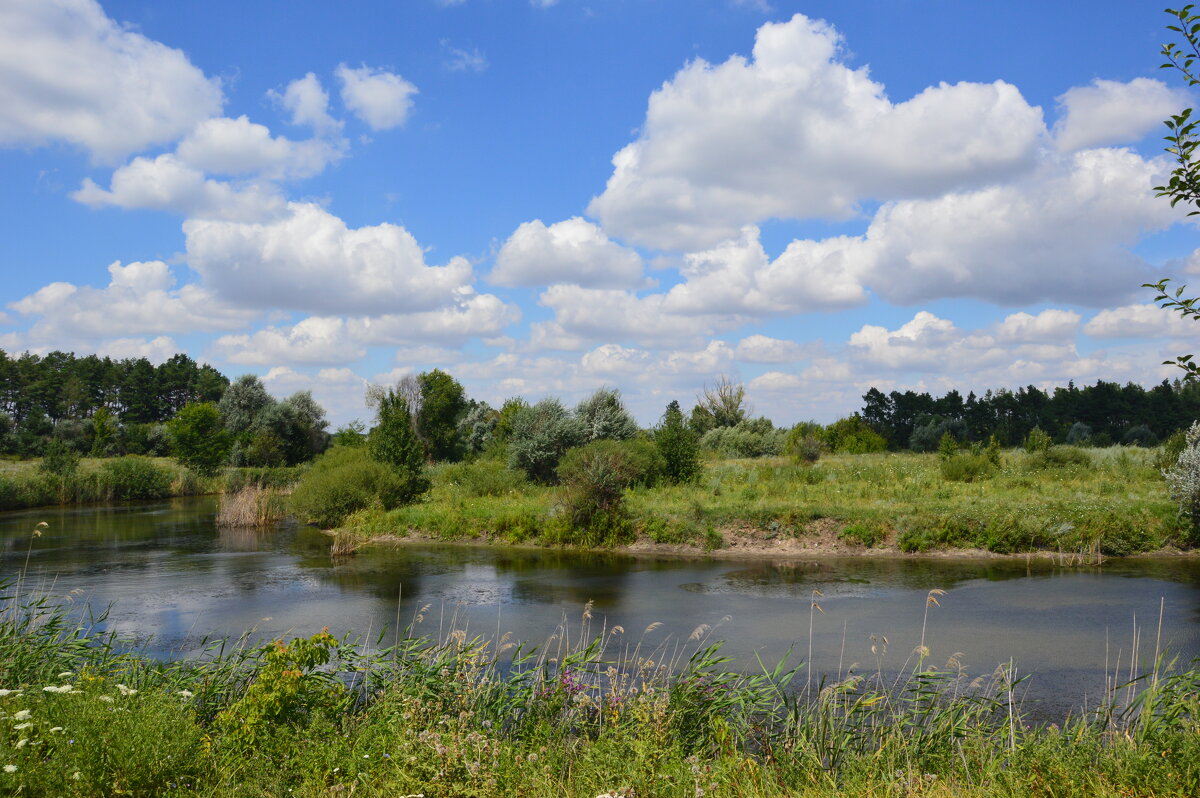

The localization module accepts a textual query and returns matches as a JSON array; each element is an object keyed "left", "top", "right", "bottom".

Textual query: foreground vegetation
[
  {"left": 330, "top": 445, "right": 1190, "bottom": 557},
  {"left": 1, "top": 589, "right": 1198, "bottom": 797}
]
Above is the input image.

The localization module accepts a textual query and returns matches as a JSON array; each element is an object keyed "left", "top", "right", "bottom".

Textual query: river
[{"left": 3, "top": 496, "right": 1200, "bottom": 716}]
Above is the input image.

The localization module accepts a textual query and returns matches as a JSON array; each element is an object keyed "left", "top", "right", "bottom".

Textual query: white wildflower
[
  {"left": 57, "top": 672, "right": 73, "bottom": 679},
  {"left": 0, "top": 690, "right": 19, "bottom": 698},
  {"left": 177, "top": 690, "right": 193, "bottom": 700},
  {"left": 12, "top": 723, "right": 31, "bottom": 730},
  {"left": 3, "top": 765, "right": 15, "bottom": 773},
  {"left": 115, "top": 684, "right": 137, "bottom": 696},
  {"left": 14, "top": 740, "right": 27, "bottom": 749},
  {"left": 98, "top": 695, "right": 114, "bottom": 703},
  {"left": 49, "top": 727, "right": 62, "bottom": 733},
  {"left": 72, "top": 772, "right": 81, "bottom": 780},
  {"left": 12, "top": 711, "right": 30, "bottom": 721},
  {"left": 42, "top": 685, "right": 73, "bottom": 694}
]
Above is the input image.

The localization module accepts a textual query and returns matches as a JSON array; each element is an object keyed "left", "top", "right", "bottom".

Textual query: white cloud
[
  {"left": 491, "top": 217, "right": 644, "bottom": 288},
  {"left": 8, "top": 260, "right": 254, "bottom": 341},
  {"left": 260, "top": 366, "right": 370, "bottom": 425},
  {"left": 996, "top": 309, "right": 1080, "bottom": 343},
  {"left": 662, "top": 226, "right": 867, "bottom": 315},
  {"left": 1053, "top": 78, "right": 1186, "bottom": 152},
  {"left": 95, "top": 335, "right": 179, "bottom": 364},
  {"left": 539, "top": 285, "right": 744, "bottom": 345},
  {"left": 442, "top": 42, "right": 488, "bottom": 73},
  {"left": 735, "top": 334, "right": 806, "bottom": 363},
  {"left": 348, "top": 290, "right": 520, "bottom": 344},
  {"left": 336, "top": 64, "right": 418, "bottom": 130},
  {"left": 211, "top": 317, "right": 364, "bottom": 366},
  {"left": 531, "top": 0, "right": 559, "bottom": 7},
  {"left": 72, "top": 154, "right": 284, "bottom": 220},
  {"left": 270, "top": 73, "right": 342, "bottom": 135},
  {"left": 1084, "top": 303, "right": 1198, "bottom": 339},
  {"left": 0, "top": 0, "right": 223, "bottom": 161},
  {"left": 176, "top": 115, "right": 344, "bottom": 179},
  {"left": 184, "top": 202, "right": 475, "bottom": 315},
  {"left": 589, "top": 13, "right": 1044, "bottom": 249}
]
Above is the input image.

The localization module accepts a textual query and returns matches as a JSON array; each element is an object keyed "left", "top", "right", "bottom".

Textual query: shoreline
[{"left": 324, "top": 524, "right": 1200, "bottom": 562}]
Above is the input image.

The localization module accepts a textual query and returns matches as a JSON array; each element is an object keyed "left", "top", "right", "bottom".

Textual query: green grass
[
  {"left": 1, "top": 589, "right": 1198, "bottom": 797},
  {"left": 337, "top": 447, "right": 1188, "bottom": 556}
]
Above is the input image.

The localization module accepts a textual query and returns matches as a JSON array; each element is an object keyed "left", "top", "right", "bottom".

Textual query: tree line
[{"left": 858, "top": 380, "right": 1200, "bottom": 451}]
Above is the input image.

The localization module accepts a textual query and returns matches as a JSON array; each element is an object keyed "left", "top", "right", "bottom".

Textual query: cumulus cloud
[
  {"left": 0, "top": 0, "right": 223, "bottom": 161},
  {"left": 260, "top": 366, "right": 371, "bottom": 425},
  {"left": 8, "top": 260, "right": 254, "bottom": 342},
  {"left": 539, "top": 285, "right": 744, "bottom": 345},
  {"left": 735, "top": 334, "right": 807, "bottom": 363},
  {"left": 662, "top": 226, "right": 867, "bottom": 315},
  {"left": 347, "top": 290, "right": 520, "bottom": 344},
  {"left": 271, "top": 73, "right": 342, "bottom": 135},
  {"left": 184, "top": 202, "right": 474, "bottom": 315},
  {"left": 176, "top": 115, "right": 344, "bottom": 179},
  {"left": 491, "top": 217, "right": 645, "bottom": 288},
  {"left": 72, "top": 153, "right": 285, "bottom": 220},
  {"left": 1084, "top": 303, "right": 1198, "bottom": 339},
  {"left": 94, "top": 335, "right": 180, "bottom": 364},
  {"left": 589, "top": 13, "right": 1045, "bottom": 249},
  {"left": 1053, "top": 78, "right": 1186, "bottom": 152},
  {"left": 996, "top": 309, "right": 1080, "bottom": 343},
  {"left": 211, "top": 317, "right": 365, "bottom": 366},
  {"left": 336, "top": 64, "right": 418, "bottom": 130}
]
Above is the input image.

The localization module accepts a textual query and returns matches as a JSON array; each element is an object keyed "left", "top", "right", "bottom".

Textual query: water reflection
[{"left": 3, "top": 497, "right": 1200, "bottom": 716}]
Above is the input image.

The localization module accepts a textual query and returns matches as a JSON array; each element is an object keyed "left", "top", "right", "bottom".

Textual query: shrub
[
  {"left": 575, "top": 387, "right": 639, "bottom": 442},
  {"left": 784, "top": 422, "right": 823, "bottom": 464},
  {"left": 551, "top": 440, "right": 648, "bottom": 546},
  {"left": 655, "top": 401, "right": 702, "bottom": 483},
  {"left": 39, "top": 439, "right": 80, "bottom": 479},
  {"left": 701, "top": 421, "right": 785, "bottom": 458},
  {"left": 98, "top": 456, "right": 173, "bottom": 500},
  {"left": 1122, "top": 424, "right": 1158, "bottom": 448},
  {"left": 1065, "top": 422, "right": 1092, "bottom": 446},
  {"left": 824, "top": 414, "right": 887, "bottom": 454},
  {"left": 839, "top": 521, "right": 885, "bottom": 547},
  {"left": 506, "top": 398, "right": 585, "bottom": 483},
  {"left": 367, "top": 389, "right": 431, "bottom": 503},
  {"left": 939, "top": 451, "right": 995, "bottom": 482},
  {"left": 168, "top": 402, "right": 232, "bottom": 476},
  {"left": 1164, "top": 421, "right": 1200, "bottom": 537},
  {"left": 1156, "top": 429, "right": 1188, "bottom": 471},
  {"left": 1026, "top": 445, "right": 1092, "bottom": 471},
  {"left": 910, "top": 417, "right": 968, "bottom": 452},
  {"left": 437, "top": 461, "right": 528, "bottom": 497},
  {"left": 1024, "top": 426, "right": 1054, "bottom": 453},
  {"left": 290, "top": 447, "right": 419, "bottom": 528}
]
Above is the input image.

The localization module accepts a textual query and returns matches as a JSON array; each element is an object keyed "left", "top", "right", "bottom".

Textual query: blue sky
[{"left": 1, "top": 0, "right": 1197, "bottom": 425}]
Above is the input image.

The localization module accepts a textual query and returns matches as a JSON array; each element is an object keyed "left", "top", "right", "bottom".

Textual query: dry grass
[{"left": 215, "top": 485, "right": 287, "bottom": 527}]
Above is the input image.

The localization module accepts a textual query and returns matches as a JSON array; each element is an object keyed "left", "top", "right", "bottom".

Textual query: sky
[{"left": 1, "top": 0, "right": 1198, "bottom": 427}]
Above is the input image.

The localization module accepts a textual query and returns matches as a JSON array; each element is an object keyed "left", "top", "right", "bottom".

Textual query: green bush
[
  {"left": 1025, "top": 426, "right": 1054, "bottom": 453},
  {"left": 550, "top": 439, "right": 651, "bottom": 546},
  {"left": 838, "top": 521, "right": 884, "bottom": 547},
  {"left": 290, "top": 447, "right": 420, "bottom": 528},
  {"left": 507, "top": 398, "right": 585, "bottom": 483},
  {"left": 700, "top": 421, "right": 784, "bottom": 458},
  {"left": 1122, "top": 424, "right": 1158, "bottom": 448},
  {"left": 98, "top": 456, "right": 174, "bottom": 500},
  {"left": 437, "top": 460, "right": 529, "bottom": 497},
  {"left": 1155, "top": 429, "right": 1188, "bottom": 472},
  {"left": 655, "top": 400, "right": 702, "bottom": 484},
  {"left": 939, "top": 452, "right": 995, "bottom": 482},
  {"left": 1026, "top": 445, "right": 1092, "bottom": 471},
  {"left": 784, "top": 423, "right": 823, "bottom": 464},
  {"left": 823, "top": 414, "right": 888, "bottom": 454},
  {"left": 224, "top": 466, "right": 305, "bottom": 492}
]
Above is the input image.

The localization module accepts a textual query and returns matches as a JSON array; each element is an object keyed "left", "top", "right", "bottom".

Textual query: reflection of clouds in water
[
  {"left": 427, "top": 563, "right": 515, "bottom": 607},
  {"left": 678, "top": 564, "right": 883, "bottom": 601}
]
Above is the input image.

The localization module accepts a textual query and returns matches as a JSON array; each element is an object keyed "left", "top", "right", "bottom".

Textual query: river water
[{"left": 3, "top": 497, "right": 1200, "bottom": 715}]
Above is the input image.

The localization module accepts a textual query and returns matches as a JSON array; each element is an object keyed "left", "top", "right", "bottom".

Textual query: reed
[{"left": 214, "top": 485, "right": 287, "bottom": 527}]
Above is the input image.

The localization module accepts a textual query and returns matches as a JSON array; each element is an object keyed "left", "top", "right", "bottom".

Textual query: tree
[
  {"left": 1146, "top": 6, "right": 1200, "bottom": 378},
  {"left": 417, "top": 369, "right": 468, "bottom": 461},
  {"left": 90, "top": 406, "right": 120, "bottom": 457},
  {"left": 506, "top": 398, "right": 585, "bottom": 483},
  {"left": 654, "top": 400, "right": 701, "bottom": 483},
  {"left": 575, "top": 387, "right": 639, "bottom": 442},
  {"left": 218, "top": 375, "right": 275, "bottom": 437},
  {"left": 167, "top": 402, "right": 232, "bottom": 476},
  {"left": 367, "top": 388, "right": 430, "bottom": 503},
  {"left": 689, "top": 376, "right": 748, "bottom": 434}
]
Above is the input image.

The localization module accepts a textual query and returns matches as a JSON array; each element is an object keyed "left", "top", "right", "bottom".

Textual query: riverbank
[
  {"left": 327, "top": 447, "right": 1190, "bottom": 558},
  {"left": 1, "top": 594, "right": 1197, "bottom": 797}
]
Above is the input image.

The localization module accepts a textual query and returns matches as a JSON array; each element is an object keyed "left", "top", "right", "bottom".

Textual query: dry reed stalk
[
  {"left": 216, "top": 485, "right": 286, "bottom": 527},
  {"left": 330, "top": 530, "right": 361, "bottom": 557}
]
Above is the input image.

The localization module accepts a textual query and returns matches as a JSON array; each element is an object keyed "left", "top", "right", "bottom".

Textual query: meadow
[{"left": 334, "top": 446, "right": 1188, "bottom": 558}]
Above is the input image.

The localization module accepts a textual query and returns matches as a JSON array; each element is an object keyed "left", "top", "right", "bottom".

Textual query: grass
[
  {"left": 1, "top": 582, "right": 1198, "bottom": 797},
  {"left": 335, "top": 447, "right": 1188, "bottom": 557}
]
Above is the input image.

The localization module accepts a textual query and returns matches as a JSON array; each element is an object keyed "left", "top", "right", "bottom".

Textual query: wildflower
[
  {"left": 13, "top": 723, "right": 32, "bottom": 730},
  {"left": 0, "top": 690, "right": 20, "bottom": 698},
  {"left": 72, "top": 772, "right": 81, "bottom": 780},
  {"left": 49, "top": 727, "right": 62, "bottom": 733},
  {"left": 15, "top": 740, "right": 27, "bottom": 749},
  {"left": 115, "top": 684, "right": 137, "bottom": 696},
  {"left": 177, "top": 690, "right": 193, "bottom": 700},
  {"left": 57, "top": 672, "right": 73, "bottom": 679},
  {"left": 3, "top": 765, "right": 15, "bottom": 773},
  {"left": 43, "top": 685, "right": 73, "bottom": 694},
  {"left": 12, "top": 711, "right": 30, "bottom": 721},
  {"left": 98, "top": 695, "right": 114, "bottom": 702}
]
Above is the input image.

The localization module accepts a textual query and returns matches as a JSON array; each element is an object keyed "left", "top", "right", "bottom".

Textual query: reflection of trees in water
[{"left": 716, "top": 558, "right": 1073, "bottom": 595}]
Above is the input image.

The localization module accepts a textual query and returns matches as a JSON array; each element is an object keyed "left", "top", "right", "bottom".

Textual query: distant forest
[
  {"left": 3, "top": 347, "right": 1200, "bottom": 460},
  {"left": 858, "top": 381, "right": 1200, "bottom": 450}
]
